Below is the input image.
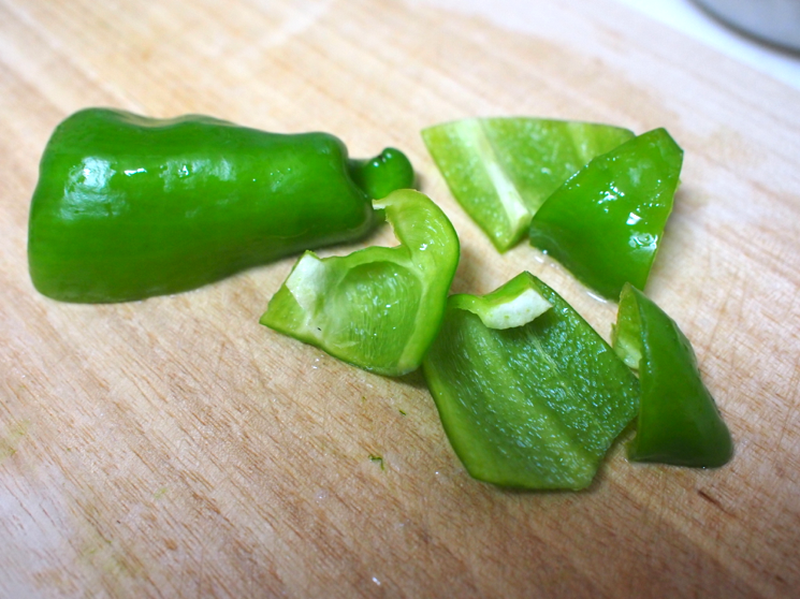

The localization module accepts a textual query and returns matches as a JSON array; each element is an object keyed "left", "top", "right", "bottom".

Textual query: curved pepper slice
[
  {"left": 613, "top": 284, "right": 734, "bottom": 467},
  {"left": 28, "top": 108, "right": 414, "bottom": 303},
  {"left": 422, "top": 117, "right": 634, "bottom": 251},
  {"left": 529, "top": 128, "right": 683, "bottom": 300},
  {"left": 260, "top": 189, "right": 459, "bottom": 377},
  {"left": 422, "top": 272, "right": 639, "bottom": 490}
]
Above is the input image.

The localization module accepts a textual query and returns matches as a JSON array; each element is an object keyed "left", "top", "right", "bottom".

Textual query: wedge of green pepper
[
  {"left": 613, "top": 284, "right": 733, "bottom": 467},
  {"left": 261, "top": 189, "right": 459, "bottom": 377},
  {"left": 422, "top": 272, "right": 639, "bottom": 490},
  {"left": 28, "top": 108, "right": 414, "bottom": 303},
  {"left": 422, "top": 117, "right": 634, "bottom": 251},
  {"left": 529, "top": 128, "right": 683, "bottom": 299}
]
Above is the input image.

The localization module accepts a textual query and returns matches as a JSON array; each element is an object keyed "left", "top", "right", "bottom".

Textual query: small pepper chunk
[
  {"left": 529, "top": 128, "right": 683, "bottom": 299},
  {"left": 422, "top": 117, "right": 634, "bottom": 251},
  {"left": 613, "top": 284, "right": 734, "bottom": 468},
  {"left": 261, "top": 189, "right": 459, "bottom": 377},
  {"left": 28, "top": 108, "right": 414, "bottom": 303},
  {"left": 422, "top": 272, "right": 640, "bottom": 490}
]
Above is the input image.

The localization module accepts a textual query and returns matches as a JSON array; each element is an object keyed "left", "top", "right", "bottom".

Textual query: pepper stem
[{"left": 348, "top": 147, "right": 415, "bottom": 200}]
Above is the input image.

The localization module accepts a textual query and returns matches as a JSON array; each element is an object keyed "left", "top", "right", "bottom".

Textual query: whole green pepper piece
[
  {"left": 613, "top": 284, "right": 733, "bottom": 467},
  {"left": 261, "top": 189, "right": 459, "bottom": 377},
  {"left": 28, "top": 108, "right": 415, "bottom": 303},
  {"left": 422, "top": 272, "right": 640, "bottom": 490},
  {"left": 529, "top": 128, "right": 683, "bottom": 299}
]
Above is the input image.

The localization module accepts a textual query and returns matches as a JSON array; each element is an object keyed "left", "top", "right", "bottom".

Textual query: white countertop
[{"left": 617, "top": 0, "right": 800, "bottom": 89}]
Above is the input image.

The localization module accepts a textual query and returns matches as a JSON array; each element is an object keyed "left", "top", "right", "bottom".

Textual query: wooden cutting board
[{"left": 2, "top": 0, "right": 799, "bottom": 596}]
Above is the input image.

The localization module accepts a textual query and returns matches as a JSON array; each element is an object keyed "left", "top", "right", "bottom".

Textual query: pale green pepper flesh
[
  {"left": 423, "top": 272, "right": 640, "bottom": 490},
  {"left": 261, "top": 189, "right": 459, "bottom": 377}
]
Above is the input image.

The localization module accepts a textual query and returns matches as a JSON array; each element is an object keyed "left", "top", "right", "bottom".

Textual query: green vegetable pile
[{"left": 28, "top": 109, "right": 733, "bottom": 491}]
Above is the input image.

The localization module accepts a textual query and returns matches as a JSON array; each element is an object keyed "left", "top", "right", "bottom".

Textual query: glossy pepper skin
[
  {"left": 613, "top": 284, "right": 733, "bottom": 467},
  {"left": 28, "top": 108, "right": 414, "bottom": 303},
  {"left": 422, "top": 272, "right": 640, "bottom": 490},
  {"left": 529, "top": 128, "right": 683, "bottom": 300}
]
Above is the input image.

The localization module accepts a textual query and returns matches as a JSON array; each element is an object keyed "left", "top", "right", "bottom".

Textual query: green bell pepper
[
  {"left": 529, "top": 128, "right": 683, "bottom": 299},
  {"left": 28, "top": 108, "right": 414, "bottom": 303},
  {"left": 422, "top": 117, "right": 634, "bottom": 251},
  {"left": 261, "top": 189, "right": 459, "bottom": 377},
  {"left": 422, "top": 272, "right": 640, "bottom": 490},
  {"left": 613, "top": 284, "right": 733, "bottom": 467}
]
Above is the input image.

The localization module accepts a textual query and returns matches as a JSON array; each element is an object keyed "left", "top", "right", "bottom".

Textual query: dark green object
[
  {"left": 28, "top": 108, "right": 415, "bottom": 303},
  {"left": 261, "top": 189, "right": 459, "bottom": 377},
  {"left": 422, "top": 272, "right": 640, "bottom": 490},
  {"left": 529, "top": 128, "right": 683, "bottom": 299},
  {"left": 613, "top": 284, "right": 734, "bottom": 468}
]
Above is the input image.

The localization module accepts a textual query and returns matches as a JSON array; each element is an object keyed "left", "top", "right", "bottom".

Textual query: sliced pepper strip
[
  {"left": 613, "top": 284, "right": 734, "bottom": 468},
  {"left": 422, "top": 272, "right": 640, "bottom": 490},
  {"left": 422, "top": 117, "right": 634, "bottom": 251},
  {"left": 529, "top": 128, "right": 683, "bottom": 300},
  {"left": 261, "top": 189, "right": 459, "bottom": 377}
]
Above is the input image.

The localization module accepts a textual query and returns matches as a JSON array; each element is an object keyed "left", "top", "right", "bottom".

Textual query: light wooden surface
[{"left": 2, "top": 0, "right": 799, "bottom": 597}]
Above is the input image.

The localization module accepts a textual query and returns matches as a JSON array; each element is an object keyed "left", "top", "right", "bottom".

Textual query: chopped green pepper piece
[
  {"left": 422, "top": 117, "right": 634, "bottom": 251},
  {"left": 28, "top": 108, "right": 414, "bottom": 303},
  {"left": 613, "top": 284, "right": 734, "bottom": 468},
  {"left": 422, "top": 272, "right": 640, "bottom": 490},
  {"left": 529, "top": 128, "right": 683, "bottom": 299},
  {"left": 261, "top": 189, "right": 459, "bottom": 377}
]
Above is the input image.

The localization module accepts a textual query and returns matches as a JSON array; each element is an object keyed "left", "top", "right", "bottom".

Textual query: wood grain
[{"left": 2, "top": 0, "right": 799, "bottom": 597}]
